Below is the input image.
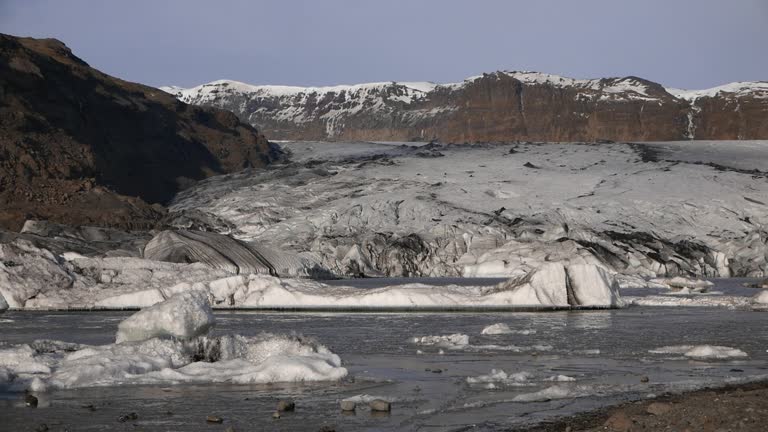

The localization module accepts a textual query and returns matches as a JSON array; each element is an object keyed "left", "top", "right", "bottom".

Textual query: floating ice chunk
[
  {"left": 567, "top": 264, "right": 624, "bottom": 307},
  {"left": 115, "top": 291, "right": 215, "bottom": 343},
  {"left": 512, "top": 385, "right": 584, "bottom": 402},
  {"left": 753, "top": 290, "right": 768, "bottom": 305},
  {"left": 625, "top": 295, "right": 752, "bottom": 309},
  {"left": 177, "top": 355, "right": 345, "bottom": 384},
  {"left": 481, "top": 323, "right": 513, "bottom": 335},
  {"left": 684, "top": 345, "right": 748, "bottom": 360},
  {"left": 0, "top": 332, "right": 347, "bottom": 390},
  {"left": 651, "top": 276, "right": 714, "bottom": 290},
  {"left": 411, "top": 334, "right": 469, "bottom": 350},
  {"left": 544, "top": 374, "right": 577, "bottom": 382},
  {"left": 52, "top": 338, "right": 184, "bottom": 388},
  {"left": 649, "top": 345, "right": 748, "bottom": 359},
  {"left": 467, "top": 369, "right": 534, "bottom": 386}
]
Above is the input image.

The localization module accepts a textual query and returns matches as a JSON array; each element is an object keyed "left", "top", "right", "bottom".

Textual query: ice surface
[
  {"left": 0, "top": 291, "right": 7, "bottom": 312},
  {"left": 649, "top": 345, "right": 748, "bottom": 360},
  {"left": 115, "top": 291, "right": 215, "bottom": 343},
  {"left": 171, "top": 141, "right": 768, "bottom": 280}
]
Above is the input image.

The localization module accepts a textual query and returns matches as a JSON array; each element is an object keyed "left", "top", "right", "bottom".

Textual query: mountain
[
  {"left": 0, "top": 34, "right": 280, "bottom": 231},
  {"left": 163, "top": 72, "right": 768, "bottom": 142}
]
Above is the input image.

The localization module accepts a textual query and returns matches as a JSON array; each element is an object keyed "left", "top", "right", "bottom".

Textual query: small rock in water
[
  {"left": 206, "top": 415, "right": 223, "bottom": 424},
  {"left": 272, "top": 411, "right": 281, "bottom": 420},
  {"left": 431, "top": 368, "right": 443, "bottom": 374},
  {"left": 369, "top": 399, "right": 391, "bottom": 412},
  {"left": 25, "top": 394, "right": 38, "bottom": 407},
  {"left": 117, "top": 412, "right": 138, "bottom": 423},
  {"left": 340, "top": 400, "right": 356, "bottom": 411},
  {"left": 81, "top": 404, "right": 96, "bottom": 411},
  {"left": 224, "top": 427, "right": 236, "bottom": 432},
  {"left": 640, "top": 375, "right": 650, "bottom": 383},
  {"left": 646, "top": 402, "right": 672, "bottom": 416},
  {"left": 276, "top": 399, "right": 295, "bottom": 412},
  {"left": 318, "top": 426, "right": 336, "bottom": 432},
  {"left": 35, "top": 424, "right": 49, "bottom": 432}
]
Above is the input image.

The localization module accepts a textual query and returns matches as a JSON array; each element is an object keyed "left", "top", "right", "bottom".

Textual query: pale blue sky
[{"left": 2, "top": 0, "right": 766, "bottom": 89}]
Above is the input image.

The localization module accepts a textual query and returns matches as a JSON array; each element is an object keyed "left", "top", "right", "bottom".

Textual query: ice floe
[
  {"left": 649, "top": 345, "right": 748, "bottom": 360},
  {"left": 411, "top": 334, "right": 469, "bottom": 350},
  {"left": 3, "top": 241, "right": 625, "bottom": 310},
  {"left": 0, "top": 294, "right": 346, "bottom": 391},
  {"left": 650, "top": 276, "right": 714, "bottom": 292},
  {"left": 481, "top": 323, "right": 513, "bottom": 335},
  {"left": 481, "top": 323, "right": 537, "bottom": 335}
]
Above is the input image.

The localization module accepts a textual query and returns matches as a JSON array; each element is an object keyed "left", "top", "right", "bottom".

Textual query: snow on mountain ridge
[
  {"left": 667, "top": 81, "right": 768, "bottom": 101},
  {"left": 162, "top": 72, "right": 767, "bottom": 103}
]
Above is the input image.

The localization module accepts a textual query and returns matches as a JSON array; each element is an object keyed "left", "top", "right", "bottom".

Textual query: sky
[{"left": 1, "top": 0, "right": 766, "bottom": 90}]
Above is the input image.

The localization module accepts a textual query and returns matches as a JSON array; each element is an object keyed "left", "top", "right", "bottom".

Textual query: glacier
[{"left": 168, "top": 140, "right": 768, "bottom": 280}]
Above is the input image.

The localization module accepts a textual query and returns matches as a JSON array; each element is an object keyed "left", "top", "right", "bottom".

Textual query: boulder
[
  {"left": 369, "top": 399, "right": 391, "bottom": 412},
  {"left": 276, "top": 400, "right": 295, "bottom": 412}
]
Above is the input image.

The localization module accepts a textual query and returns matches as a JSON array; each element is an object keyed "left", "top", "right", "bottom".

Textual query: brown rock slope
[
  {"left": 0, "top": 34, "right": 279, "bottom": 231},
  {"left": 165, "top": 72, "right": 768, "bottom": 142}
]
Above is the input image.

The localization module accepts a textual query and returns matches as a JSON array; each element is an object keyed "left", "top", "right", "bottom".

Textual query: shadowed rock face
[
  {"left": 165, "top": 72, "right": 768, "bottom": 142},
  {"left": 0, "top": 34, "right": 280, "bottom": 231}
]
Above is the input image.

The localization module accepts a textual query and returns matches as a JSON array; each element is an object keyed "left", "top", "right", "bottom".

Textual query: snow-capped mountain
[{"left": 162, "top": 72, "right": 768, "bottom": 142}]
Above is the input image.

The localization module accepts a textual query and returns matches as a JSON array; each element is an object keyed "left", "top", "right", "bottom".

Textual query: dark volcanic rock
[{"left": 0, "top": 33, "right": 280, "bottom": 231}]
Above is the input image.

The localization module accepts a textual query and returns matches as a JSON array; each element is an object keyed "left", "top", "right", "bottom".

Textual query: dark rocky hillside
[{"left": 0, "top": 34, "right": 280, "bottom": 231}]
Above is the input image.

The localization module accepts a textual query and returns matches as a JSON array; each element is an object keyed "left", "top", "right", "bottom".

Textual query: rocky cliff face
[
  {"left": 0, "top": 34, "right": 280, "bottom": 231},
  {"left": 164, "top": 72, "right": 768, "bottom": 142}
]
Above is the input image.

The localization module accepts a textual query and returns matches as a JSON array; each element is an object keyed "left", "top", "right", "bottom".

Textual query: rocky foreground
[
  {"left": 164, "top": 72, "right": 768, "bottom": 142},
  {"left": 0, "top": 33, "right": 280, "bottom": 231},
  {"left": 516, "top": 381, "right": 768, "bottom": 432}
]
